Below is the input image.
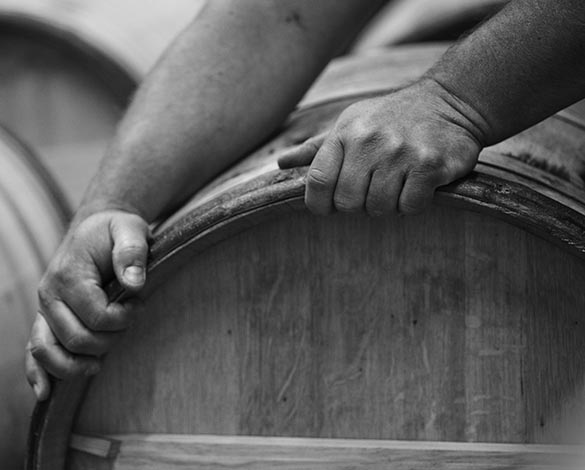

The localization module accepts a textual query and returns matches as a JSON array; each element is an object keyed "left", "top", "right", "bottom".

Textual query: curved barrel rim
[
  {"left": 26, "top": 162, "right": 585, "bottom": 470},
  {"left": 0, "top": 122, "right": 70, "bottom": 470},
  {"left": 0, "top": 123, "right": 71, "bottom": 227},
  {"left": 0, "top": 12, "right": 137, "bottom": 105},
  {"left": 25, "top": 43, "right": 585, "bottom": 468},
  {"left": 0, "top": 0, "right": 205, "bottom": 82}
]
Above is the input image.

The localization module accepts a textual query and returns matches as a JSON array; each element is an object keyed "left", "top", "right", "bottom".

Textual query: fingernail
[
  {"left": 32, "top": 383, "right": 41, "bottom": 400},
  {"left": 123, "top": 265, "right": 145, "bottom": 285}
]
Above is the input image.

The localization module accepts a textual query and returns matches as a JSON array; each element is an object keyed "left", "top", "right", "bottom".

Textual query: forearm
[
  {"left": 425, "top": 0, "right": 585, "bottom": 145},
  {"left": 76, "top": 0, "right": 381, "bottom": 224}
]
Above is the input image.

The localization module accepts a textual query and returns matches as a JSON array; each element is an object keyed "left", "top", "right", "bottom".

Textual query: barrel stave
[
  {"left": 26, "top": 45, "right": 585, "bottom": 469},
  {"left": 72, "top": 208, "right": 585, "bottom": 445}
]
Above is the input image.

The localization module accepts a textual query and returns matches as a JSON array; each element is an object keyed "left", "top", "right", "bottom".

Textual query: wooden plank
[
  {"left": 28, "top": 47, "right": 585, "bottom": 469},
  {"left": 69, "top": 435, "right": 119, "bottom": 459},
  {"left": 69, "top": 434, "right": 582, "bottom": 470}
]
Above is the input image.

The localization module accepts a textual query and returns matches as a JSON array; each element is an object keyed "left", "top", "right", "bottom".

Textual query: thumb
[
  {"left": 278, "top": 131, "right": 327, "bottom": 169},
  {"left": 110, "top": 214, "right": 150, "bottom": 292}
]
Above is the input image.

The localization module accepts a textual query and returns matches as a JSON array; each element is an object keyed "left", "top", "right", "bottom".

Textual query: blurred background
[{"left": 0, "top": 1, "right": 510, "bottom": 469}]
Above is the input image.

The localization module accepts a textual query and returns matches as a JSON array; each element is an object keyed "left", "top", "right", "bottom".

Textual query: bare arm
[
  {"left": 26, "top": 0, "right": 384, "bottom": 400},
  {"left": 280, "top": 0, "right": 585, "bottom": 215},
  {"left": 427, "top": 0, "right": 585, "bottom": 145},
  {"left": 77, "top": 0, "right": 382, "bottom": 223}
]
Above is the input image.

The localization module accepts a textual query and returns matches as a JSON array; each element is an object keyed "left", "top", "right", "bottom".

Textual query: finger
[
  {"left": 305, "top": 135, "right": 344, "bottom": 215},
  {"left": 25, "top": 341, "right": 50, "bottom": 401},
  {"left": 39, "top": 298, "right": 122, "bottom": 356},
  {"left": 29, "top": 314, "right": 101, "bottom": 380},
  {"left": 332, "top": 140, "right": 376, "bottom": 213},
  {"left": 278, "top": 132, "right": 328, "bottom": 169},
  {"left": 365, "top": 169, "right": 405, "bottom": 217},
  {"left": 110, "top": 215, "right": 150, "bottom": 292},
  {"left": 40, "top": 279, "right": 133, "bottom": 332},
  {"left": 398, "top": 171, "right": 440, "bottom": 215}
]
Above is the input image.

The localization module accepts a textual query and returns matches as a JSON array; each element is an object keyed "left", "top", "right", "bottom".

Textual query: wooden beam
[{"left": 69, "top": 434, "right": 583, "bottom": 470}]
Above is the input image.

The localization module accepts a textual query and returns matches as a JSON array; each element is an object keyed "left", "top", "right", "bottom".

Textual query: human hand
[
  {"left": 279, "top": 79, "right": 487, "bottom": 215},
  {"left": 26, "top": 210, "right": 151, "bottom": 401}
]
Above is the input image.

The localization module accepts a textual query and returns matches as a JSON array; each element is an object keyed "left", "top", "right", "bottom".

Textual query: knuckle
[
  {"left": 47, "top": 262, "right": 73, "bottom": 289},
  {"left": 25, "top": 365, "right": 36, "bottom": 385},
  {"left": 344, "top": 118, "right": 374, "bottom": 142},
  {"left": 53, "top": 363, "right": 79, "bottom": 380},
  {"left": 29, "top": 340, "right": 49, "bottom": 362},
  {"left": 338, "top": 104, "right": 370, "bottom": 132},
  {"left": 115, "top": 212, "right": 148, "bottom": 231},
  {"left": 38, "top": 262, "right": 69, "bottom": 301},
  {"left": 63, "top": 332, "right": 88, "bottom": 353},
  {"left": 110, "top": 215, "right": 150, "bottom": 245},
  {"left": 415, "top": 147, "right": 444, "bottom": 173},
  {"left": 338, "top": 103, "right": 362, "bottom": 124},
  {"left": 443, "top": 150, "right": 475, "bottom": 182},
  {"left": 306, "top": 168, "right": 332, "bottom": 190},
  {"left": 85, "top": 311, "right": 106, "bottom": 331},
  {"left": 385, "top": 133, "right": 406, "bottom": 153},
  {"left": 127, "top": 212, "right": 148, "bottom": 227},
  {"left": 88, "top": 306, "right": 130, "bottom": 332},
  {"left": 115, "top": 240, "right": 148, "bottom": 256},
  {"left": 111, "top": 309, "right": 131, "bottom": 329},
  {"left": 303, "top": 138, "right": 321, "bottom": 154},
  {"left": 37, "top": 282, "right": 53, "bottom": 310},
  {"left": 354, "top": 131, "right": 383, "bottom": 153}
]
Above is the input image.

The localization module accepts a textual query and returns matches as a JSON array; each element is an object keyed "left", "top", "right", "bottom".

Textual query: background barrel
[
  {"left": 0, "top": 4, "right": 206, "bottom": 468},
  {"left": 28, "top": 45, "right": 585, "bottom": 470},
  {"left": 351, "top": 0, "right": 508, "bottom": 49},
  {"left": 0, "top": 0, "right": 204, "bottom": 206},
  {"left": 349, "top": 0, "right": 585, "bottom": 155},
  {"left": 0, "top": 125, "right": 69, "bottom": 470}
]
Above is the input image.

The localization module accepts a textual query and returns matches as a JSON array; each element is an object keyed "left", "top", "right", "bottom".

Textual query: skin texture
[
  {"left": 26, "top": 0, "right": 585, "bottom": 400},
  {"left": 278, "top": 79, "right": 485, "bottom": 215},
  {"left": 279, "top": 0, "right": 585, "bottom": 215},
  {"left": 26, "top": 0, "right": 386, "bottom": 400}
]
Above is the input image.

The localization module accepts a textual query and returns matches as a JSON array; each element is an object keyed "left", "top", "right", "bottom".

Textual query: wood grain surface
[
  {"left": 72, "top": 208, "right": 585, "bottom": 445},
  {"left": 27, "top": 46, "right": 585, "bottom": 469},
  {"left": 68, "top": 434, "right": 583, "bottom": 470}
]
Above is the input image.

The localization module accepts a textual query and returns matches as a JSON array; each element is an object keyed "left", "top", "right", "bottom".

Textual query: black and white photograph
[{"left": 1, "top": 1, "right": 585, "bottom": 469}]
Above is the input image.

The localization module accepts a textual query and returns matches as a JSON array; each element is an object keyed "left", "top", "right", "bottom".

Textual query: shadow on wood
[{"left": 27, "top": 44, "right": 585, "bottom": 469}]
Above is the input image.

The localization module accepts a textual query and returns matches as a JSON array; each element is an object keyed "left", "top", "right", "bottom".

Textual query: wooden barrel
[
  {"left": 28, "top": 44, "right": 585, "bottom": 470},
  {"left": 0, "top": 0, "right": 204, "bottom": 205},
  {"left": 0, "top": 126, "right": 68, "bottom": 470}
]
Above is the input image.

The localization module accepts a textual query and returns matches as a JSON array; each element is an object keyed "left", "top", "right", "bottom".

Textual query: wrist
[
  {"left": 416, "top": 76, "right": 494, "bottom": 147},
  {"left": 72, "top": 200, "right": 146, "bottom": 228}
]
